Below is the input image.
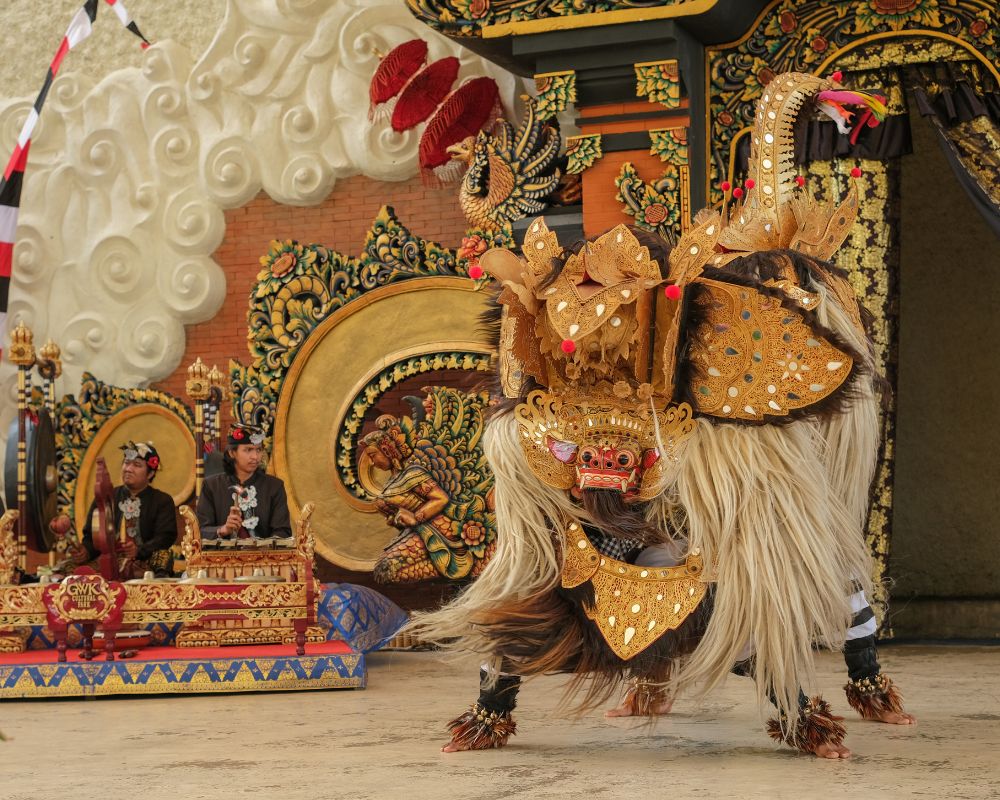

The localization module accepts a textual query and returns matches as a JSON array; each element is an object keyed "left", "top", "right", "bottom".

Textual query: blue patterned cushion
[{"left": 317, "top": 583, "right": 408, "bottom": 653}]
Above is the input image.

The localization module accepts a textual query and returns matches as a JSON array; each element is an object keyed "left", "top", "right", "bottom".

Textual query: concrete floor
[{"left": 1, "top": 645, "right": 998, "bottom": 799}]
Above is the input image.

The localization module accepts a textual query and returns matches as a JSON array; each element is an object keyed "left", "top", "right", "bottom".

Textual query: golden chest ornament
[{"left": 560, "top": 523, "right": 707, "bottom": 660}]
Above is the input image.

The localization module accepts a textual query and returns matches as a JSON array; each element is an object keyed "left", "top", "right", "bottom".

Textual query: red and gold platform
[{"left": 0, "top": 506, "right": 370, "bottom": 697}]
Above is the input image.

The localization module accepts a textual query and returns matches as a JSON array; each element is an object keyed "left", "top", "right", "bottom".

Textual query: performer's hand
[
  {"left": 222, "top": 505, "right": 242, "bottom": 535},
  {"left": 394, "top": 509, "right": 418, "bottom": 527},
  {"left": 120, "top": 538, "right": 138, "bottom": 558},
  {"left": 68, "top": 543, "right": 89, "bottom": 564}
]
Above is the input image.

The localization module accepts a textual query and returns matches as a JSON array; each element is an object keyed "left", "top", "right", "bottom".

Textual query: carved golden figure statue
[{"left": 357, "top": 388, "right": 495, "bottom": 584}]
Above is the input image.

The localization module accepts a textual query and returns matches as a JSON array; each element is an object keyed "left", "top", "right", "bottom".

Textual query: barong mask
[{"left": 480, "top": 222, "right": 697, "bottom": 500}]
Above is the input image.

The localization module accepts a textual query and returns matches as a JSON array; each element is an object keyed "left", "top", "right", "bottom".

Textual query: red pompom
[
  {"left": 468, "top": 264, "right": 483, "bottom": 279},
  {"left": 721, "top": 181, "right": 731, "bottom": 192},
  {"left": 745, "top": 178, "right": 756, "bottom": 190},
  {"left": 664, "top": 284, "right": 681, "bottom": 301},
  {"left": 732, "top": 187, "right": 744, "bottom": 199},
  {"left": 831, "top": 71, "right": 843, "bottom": 83},
  {"left": 560, "top": 339, "right": 576, "bottom": 354},
  {"left": 850, "top": 166, "right": 862, "bottom": 178},
  {"left": 795, "top": 175, "right": 806, "bottom": 187}
]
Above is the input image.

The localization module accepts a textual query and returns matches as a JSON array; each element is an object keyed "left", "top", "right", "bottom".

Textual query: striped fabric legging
[{"left": 844, "top": 585, "right": 881, "bottom": 683}]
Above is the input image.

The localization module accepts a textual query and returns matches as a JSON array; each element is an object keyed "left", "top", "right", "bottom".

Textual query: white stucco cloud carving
[{"left": 0, "top": 0, "right": 519, "bottom": 486}]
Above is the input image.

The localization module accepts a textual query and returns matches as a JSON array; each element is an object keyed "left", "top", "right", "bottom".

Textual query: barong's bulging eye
[
  {"left": 617, "top": 452, "right": 635, "bottom": 468},
  {"left": 580, "top": 448, "right": 597, "bottom": 464}
]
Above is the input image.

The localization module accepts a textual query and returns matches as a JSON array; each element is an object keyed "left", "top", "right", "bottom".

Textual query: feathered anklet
[
  {"left": 446, "top": 703, "right": 517, "bottom": 750},
  {"left": 767, "top": 696, "right": 847, "bottom": 754},
  {"left": 844, "top": 673, "right": 904, "bottom": 721}
]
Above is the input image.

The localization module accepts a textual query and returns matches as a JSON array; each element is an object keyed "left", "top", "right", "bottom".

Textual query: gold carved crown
[{"left": 483, "top": 219, "right": 666, "bottom": 395}]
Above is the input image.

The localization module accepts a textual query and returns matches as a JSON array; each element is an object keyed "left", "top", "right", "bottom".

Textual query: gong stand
[
  {"left": 91, "top": 456, "right": 122, "bottom": 581},
  {"left": 186, "top": 357, "right": 210, "bottom": 500},
  {"left": 35, "top": 340, "right": 63, "bottom": 567},
  {"left": 207, "top": 364, "right": 227, "bottom": 455},
  {"left": 7, "top": 322, "right": 37, "bottom": 576},
  {"left": 36, "top": 339, "right": 62, "bottom": 418}
]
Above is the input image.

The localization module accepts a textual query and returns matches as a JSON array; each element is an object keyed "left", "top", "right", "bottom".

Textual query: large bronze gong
[{"left": 4, "top": 409, "right": 58, "bottom": 551}]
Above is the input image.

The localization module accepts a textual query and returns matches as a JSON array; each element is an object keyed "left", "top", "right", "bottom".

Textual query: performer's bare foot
[
  {"left": 442, "top": 738, "right": 478, "bottom": 753},
  {"left": 873, "top": 709, "right": 916, "bottom": 725},
  {"left": 605, "top": 679, "right": 674, "bottom": 717},
  {"left": 812, "top": 740, "right": 851, "bottom": 758},
  {"left": 605, "top": 694, "right": 674, "bottom": 717}
]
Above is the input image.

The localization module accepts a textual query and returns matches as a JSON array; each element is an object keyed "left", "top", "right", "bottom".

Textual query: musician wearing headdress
[
  {"left": 197, "top": 423, "right": 292, "bottom": 544},
  {"left": 76, "top": 440, "right": 178, "bottom": 577}
]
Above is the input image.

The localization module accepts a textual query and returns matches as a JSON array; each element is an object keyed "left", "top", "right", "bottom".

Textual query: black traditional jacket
[
  {"left": 196, "top": 470, "right": 291, "bottom": 539},
  {"left": 82, "top": 484, "right": 178, "bottom": 561}
]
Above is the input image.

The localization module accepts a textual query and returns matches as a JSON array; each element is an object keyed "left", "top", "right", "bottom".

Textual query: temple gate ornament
[
  {"left": 648, "top": 127, "right": 689, "bottom": 166},
  {"left": 404, "top": 0, "right": 716, "bottom": 37},
  {"left": 358, "top": 386, "right": 496, "bottom": 584},
  {"left": 533, "top": 70, "right": 577, "bottom": 120},
  {"left": 634, "top": 59, "right": 682, "bottom": 108},
  {"left": 615, "top": 162, "right": 691, "bottom": 241},
  {"left": 566, "top": 135, "right": 604, "bottom": 175}
]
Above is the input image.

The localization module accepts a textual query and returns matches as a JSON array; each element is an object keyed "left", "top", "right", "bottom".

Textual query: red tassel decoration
[
  {"left": 664, "top": 284, "right": 681, "bottom": 301},
  {"left": 369, "top": 39, "right": 428, "bottom": 122},
  {"left": 419, "top": 77, "right": 501, "bottom": 172},
  {"left": 560, "top": 339, "right": 576, "bottom": 354},
  {"left": 391, "top": 57, "right": 460, "bottom": 133}
]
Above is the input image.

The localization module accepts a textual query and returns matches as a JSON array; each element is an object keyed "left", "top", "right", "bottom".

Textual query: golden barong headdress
[{"left": 473, "top": 71, "right": 878, "bottom": 492}]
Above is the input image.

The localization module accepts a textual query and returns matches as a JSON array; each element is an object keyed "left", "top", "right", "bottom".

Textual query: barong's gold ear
[
  {"left": 478, "top": 247, "right": 547, "bottom": 397},
  {"left": 682, "top": 277, "right": 855, "bottom": 421},
  {"left": 480, "top": 248, "right": 537, "bottom": 315}
]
